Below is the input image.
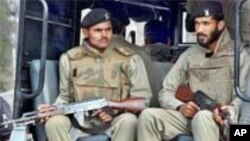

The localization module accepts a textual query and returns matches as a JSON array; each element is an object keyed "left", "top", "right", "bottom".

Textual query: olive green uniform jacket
[{"left": 159, "top": 29, "right": 250, "bottom": 122}]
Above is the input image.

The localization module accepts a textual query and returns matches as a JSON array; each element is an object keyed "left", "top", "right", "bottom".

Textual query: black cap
[
  {"left": 190, "top": 1, "right": 224, "bottom": 22},
  {"left": 81, "top": 8, "right": 111, "bottom": 28}
]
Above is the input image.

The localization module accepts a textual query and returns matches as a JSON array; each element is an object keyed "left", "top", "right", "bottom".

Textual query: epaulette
[
  {"left": 115, "top": 45, "right": 134, "bottom": 56},
  {"left": 66, "top": 46, "right": 87, "bottom": 60}
]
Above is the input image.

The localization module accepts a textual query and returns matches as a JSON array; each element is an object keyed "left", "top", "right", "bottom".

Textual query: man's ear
[
  {"left": 82, "top": 28, "right": 88, "bottom": 38},
  {"left": 218, "top": 20, "right": 225, "bottom": 31}
]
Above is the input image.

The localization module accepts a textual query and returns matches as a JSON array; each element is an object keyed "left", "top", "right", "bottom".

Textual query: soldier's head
[
  {"left": 81, "top": 8, "right": 113, "bottom": 50},
  {"left": 191, "top": 1, "right": 225, "bottom": 49}
]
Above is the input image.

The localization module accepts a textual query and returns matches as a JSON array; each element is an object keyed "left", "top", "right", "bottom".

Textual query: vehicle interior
[{"left": 11, "top": 0, "right": 249, "bottom": 141}]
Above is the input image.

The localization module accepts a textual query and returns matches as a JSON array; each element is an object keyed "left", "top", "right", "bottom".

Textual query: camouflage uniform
[
  {"left": 45, "top": 38, "right": 152, "bottom": 141},
  {"left": 187, "top": 0, "right": 250, "bottom": 125},
  {"left": 138, "top": 29, "right": 250, "bottom": 141},
  {"left": 112, "top": 35, "right": 152, "bottom": 76}
]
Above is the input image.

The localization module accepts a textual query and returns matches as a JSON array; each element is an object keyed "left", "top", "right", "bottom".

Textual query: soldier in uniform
[
  {"left": 38, "top": 8, "right": 152, "bottom": 141},
  {"left": 138, "top": 2, "right": 250, "bottom": 141}
]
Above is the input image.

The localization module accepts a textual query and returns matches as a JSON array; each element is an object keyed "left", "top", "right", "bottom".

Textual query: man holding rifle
[
  {"left": 138, "top": 1, "right": 250, "bottom": 141},
  {"left": 38, "top": 8, "right": 152, "bottom": 141}
]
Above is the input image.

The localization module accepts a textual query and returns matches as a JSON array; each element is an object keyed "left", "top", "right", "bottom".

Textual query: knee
[
  {"left": 192, "top": 110, "right": 214, "bottom": 125},
  {"left": 45, "top": 115, "right": 71, "bottom": 131},
  {"left": 118, "top": 113, "right": 137, "bottom": 126},
  {"left": 193, "top": 110, "right": 213, "bottom": 120},
  {"left": 139, "top": 108, "right": 157, "bottom": 120},
  {"left": 138, "top": 108, "right": 160, "bottom": 125}
]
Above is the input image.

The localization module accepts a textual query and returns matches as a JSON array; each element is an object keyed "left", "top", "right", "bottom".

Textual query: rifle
[
  {"left": 192, "top": 90, "right": 232, "bottom": 124},
  {"left": 192, "top": 90, "right": 233, "bottom": 141},
  {"left": 1, "top": 97, "right": 110, "bottom": 141},
  {"left": 176, "top": 86, "right": 232, "bottom": 124},
  {"left": 2, "top": 97, "right": 109, "bottom": 127}
]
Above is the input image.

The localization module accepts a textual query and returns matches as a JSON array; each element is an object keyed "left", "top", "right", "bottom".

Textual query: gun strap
[{"left": 71, "top": 116, "right": 111, "bottom": 135}]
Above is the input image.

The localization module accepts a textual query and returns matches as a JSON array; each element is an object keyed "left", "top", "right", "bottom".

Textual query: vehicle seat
[
  {"left": 29, "top": 60, "right": 110, "bottom": 141},
  {"left": 149, "top": 61, "right": 173, "bottom": 107}
]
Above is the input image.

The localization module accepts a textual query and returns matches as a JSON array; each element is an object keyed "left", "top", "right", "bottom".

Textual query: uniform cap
[
  {"left": 81, "top": 8, "right": 111, "bottom": 28},
  {"left": 190, "top": 1, "right": 224, "bottom": 21}
]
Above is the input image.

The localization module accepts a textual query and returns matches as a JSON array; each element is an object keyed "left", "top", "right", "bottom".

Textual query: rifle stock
[{"left": 175, "top": 84, "right": 193, "bottom": 102}]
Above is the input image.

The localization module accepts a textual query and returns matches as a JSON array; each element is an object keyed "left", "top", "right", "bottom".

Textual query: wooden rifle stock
[{"left": 175, "top": 84, "right": 193, "bottom": 103}]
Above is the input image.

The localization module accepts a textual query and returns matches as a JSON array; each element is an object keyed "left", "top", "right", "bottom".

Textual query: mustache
[
  {"left": 99, "top": 37, "right": 108, "bottom": 41},
  {"left": 197, "top": 33, "right": 207, "bottom": 37}
]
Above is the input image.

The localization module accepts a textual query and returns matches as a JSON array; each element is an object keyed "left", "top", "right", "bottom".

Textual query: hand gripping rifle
[
  {"left": 1, "top": 97, "right": 111, "bottom": 141},
  {"left": 192, "top": 90, "right": 233, "bottom": 141},
  {"left": 192, "top": 90, "right": 233, "bottom": 124}
]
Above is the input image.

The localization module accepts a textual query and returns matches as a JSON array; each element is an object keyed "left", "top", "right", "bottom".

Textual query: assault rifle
[
  {"left": 1, "top": 97, "right": 109, "bottom": 127},
  {"left": 1, "top": 97, "right": 109, "bottom": 141}
]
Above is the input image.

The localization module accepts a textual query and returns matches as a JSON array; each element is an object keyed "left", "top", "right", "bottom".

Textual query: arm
[
  {"left": 38, "top": 54, "right": 72, "bottom": 120},
  {"left": 93, "top": 55, "right": 152, "bottom": 122},
  {"left": 109, "top": 98, "right": 146, "bottom": 113},
  {"left": 54, "top": 54, "right": 73, "bottom": 105},
  {"left": 230, "top": 48, "right": 250, "bottom": 122},
  {"left": 214, "top": 47, "right": 250, "bottom": 125},
  {"left": 159, "top": 50, "right": 190, "bottom": 110},
  {"left": 112, "top": 55, "right": 152, "bottom": 113}
]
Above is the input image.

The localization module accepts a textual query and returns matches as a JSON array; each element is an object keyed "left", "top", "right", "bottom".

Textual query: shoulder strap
[
  {"left": 66, "top": 46, "right": 87, "bottom": 60},
  {"left": 115, "top": 46, "right": 134, "bottom": 56}
]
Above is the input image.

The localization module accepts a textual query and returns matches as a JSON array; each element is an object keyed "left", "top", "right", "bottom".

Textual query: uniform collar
[{"left": 213, "top": 29, "right": 233, "bottom": 57}]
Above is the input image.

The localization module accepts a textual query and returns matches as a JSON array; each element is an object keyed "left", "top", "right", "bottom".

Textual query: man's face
[
  {"left": 84, "top": 21, "right": 113, "bottom": 49},
  {"left": 194, "top": 16, "right": 222, "bottom": 48}
]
